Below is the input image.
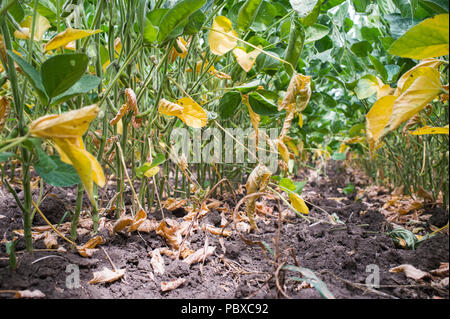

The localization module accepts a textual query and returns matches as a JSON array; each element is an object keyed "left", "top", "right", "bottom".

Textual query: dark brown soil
[{"left": 0, "top": 161, "right": 448, "bottom": 299}]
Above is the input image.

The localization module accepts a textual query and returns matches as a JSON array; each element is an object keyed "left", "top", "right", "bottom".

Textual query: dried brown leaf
[
  {"left": 161, "top": 278, "right": 186, "bottom": 292},
  {"left": 77, "top": 235, "right": 103, "bottom": 257},
  {"left": 14, "top": 289, "right": 45, "bottom": 299},
  {"left": 150, "top": 248, "right": 165, "bottom": 275},
  {"left": 183, "top": 246, "right": 216, "bottom": 265},
  {"left": 88, "top": 266, "right": 125, "bottom": 284},
  {"left": 43, "top": 231, "right": 58, "bottom": 249},
  {"left": 389, "top": 264, "right": 430, "bottom": 281}
]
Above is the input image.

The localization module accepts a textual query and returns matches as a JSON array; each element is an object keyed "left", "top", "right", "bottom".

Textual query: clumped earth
[{"left": 0, "top": 161, "right": 448, "bottom": 299}]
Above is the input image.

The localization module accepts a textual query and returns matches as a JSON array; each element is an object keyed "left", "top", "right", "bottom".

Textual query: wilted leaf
[
  {"left": 113, "top": 216, "right": 133, "bottom": 233},
  {"left": 201, "top": 224, "right": 232, "bottom": 237},
  {"left": 14, "top": 15, "right": 50, "bottom": 41},
  {"left": 45, "top": 28, "right": 102, "bottom": 51},
  {"left": 30, "top": 104, "right": 100, "bottom": 139},
  {"left": 289, "top": 192, "right": 309, "bottom": 215},
  {"left": 43, "top": 231, "right": 58, "bottom": 249},
  {"left": 77, "top": 235, "right": 103, "bottom": 257},
  {"left": 245, "top": 164, "right": 272, "bottom": 230},
  {"left": 384, "top": 67, "right": 441, "bottom": 134},
  {"left": 150, "top": 248, "right": 165, "bottom": 275},
  {"left": 410, "top": 125, "right": 449, "bottom": 135},
  {"left": 209, "top": 16, "right": 238, "bottom": 56},
  {"left": 128, "top": 209, "right": 148, "bottom": 232},
  {"left": 169, "top": 37, "right": 189, "bottom": 63},
  {"left": 158, "top": 98, "right": 184, "bottom": 117},
  {"left": 365, "top": 95, "right": 396, "bottom": 153},
  {"left": 14, "top": 290, "right": 45, "bottom": 299},
  {"left": 395, "top": 59, "right": 443, "bottom": 96},
  {"left": 88, "top": 267, "right": 125, "bottom": 284},
  {"left": 161, "top": 278, "right": 186, "bottom": 292},
  {"left": 279, "top": 73, "right": 311, "bottom": 114},
  {"left": 183, "top": 246, "right": 216, "bottom": 265},
  {"left": 233, "top": 47, "right": 261, "bottom": 72},
  {"left": 0, "top": 97, "right": 10, "bottom": 134},
  {"left": 163, "top": 198, "right": 188, "bottom": 211},
  {"left": 144, "top": 166, "right": 160, "bottom": 178},
  {"left": 177, "top": 97, "right": 208, "bottom": 128},
  {"left": 389, "top": 264, "right": 430, "bottom": 281}
]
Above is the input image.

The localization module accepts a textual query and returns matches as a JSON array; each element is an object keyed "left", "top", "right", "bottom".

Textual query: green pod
[
  {"left": 7, "top": 127, "right": 19, "bottom": 139},
  {"left": 285, "top": 19, "right": 305, "bottom": 76}
]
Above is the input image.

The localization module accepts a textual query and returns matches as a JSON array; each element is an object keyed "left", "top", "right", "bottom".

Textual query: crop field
[{"left": 0, "top": 0, "right": 448, "bottom": 301}]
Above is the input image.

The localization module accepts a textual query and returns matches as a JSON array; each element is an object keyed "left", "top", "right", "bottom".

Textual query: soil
[{"left": 0, "top": 161, "right": 448, "bottom": 299}]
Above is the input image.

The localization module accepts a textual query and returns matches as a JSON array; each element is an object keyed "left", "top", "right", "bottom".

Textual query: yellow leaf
[
  {"left": 384, "top": 67, "right": 441, "bottom": 134},
  {"left": 289, "top": 193, "right": 309, "bottom": 215},
  {"left": 279, "top": 73, "right": 311, "bottom": 114},
  {"left": 169, "top": 37, "right": 189, "bottom": 63},
  {"left": 144, "top": 166, "right": 160, "bottom": 178},
  {"left": 52, "top": 137, "right": 105, "bottom": 205},
  {"left": 77, "top": 235, "right": 103, "bottom": 257},
  {"left": 0, "top": 96, "right": 10, "bottom": 134},
  {"left": 395, "top": 59, "right": 443, "bottom": 96},
  {"left": 410, "top": 125, "right": 449, "bottom": 135},
  {"left": 158, "top": 98, "right": 184, "bottom": 117},
  {"left": 29, "top": 104, "right": 100, "bottom": 139},
  {"left": 208, "top": 16, "right": 238, "bottom": 56},
  {"left": 283, "top": 136, "right": 299, "bottom": 157},
  {"left": 233, "top": 47, "right": 261, "bottom": 72},
  {"left": 177, "top": 97, "right": 208, "bottom": 128},
  {"left": 44, "top": 28, "right": 102, "bottom": 51},
  {"left": 365, "top": 95, "right": 397, "bottom": 153},
  {"left": 275, "top": 139, "right": 290, "bottom": 164},
  {"left": 245, "top": 164, "right": 272, "bottom": 230},
  {"left": 242, "top": 94, "right": 260, "bottom": 135},
  {"left": 14, "top": 15, "right": 50, "bottom": 41},
  {"left": 298, "top": 113, "right": 303, "bottom": 128}
]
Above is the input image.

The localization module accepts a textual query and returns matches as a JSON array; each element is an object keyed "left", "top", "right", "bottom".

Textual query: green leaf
[
  {"left": 0, "top": 152, "right": 14, "bottom": 162},
  {"left": 248, "top": 91, "right": 279, "bottom": 116},
  {"left": 143, "top": 18, "right": 159, "bottom": 43},
  {"left": 218, "top": 91, "right": 242, "bottom": 119},
  {"left": 234, "top": 80, "right": 261, "bottom": 94},
  {"left": 342, "top": 183, "right": 355, "bottom": 195},
  {"left": 157, "top": 0, "right": 206, "bottom": 43},
  {"left": 350, "top": 40, "right": 373, "bottom": 57},
  {"left": 237, "top": 0, "right": 264, "bottom": 31},
  {"left": 283, "top": 264, "right": 335, "bottom": 299},
  {"left": 6, "top": 51, "right": 48, "bottom": 105},
  {"left": 31, "top": 139, "right": 80, "bottom": 187},
  {"left": 349, "top": 123, "right": 365, "bottom": 137},
  {"left": 50, "top": 75, "right": 101, "bottom": 106},
  {"left": 332, "top": 152, "right": 346, "bottom": 160},
  {"left": 40, "top": 53, "right": 89, "bottom": 99},
  {"left": 301, "top": 0, "right": 322, "bottom": 26},
  {"left": 290, "top": 0, "right": 319, "bottom": 18},
  {"left": 352, "top": 0, "right": 370, "bottom": 12},
  {"left": 9, "top": 1, "right": 25, "bottom": 22},
  {"left": 184, "top": 9, "right": 205, "bottom": 35},
  {"left": 369, "top": 55, "right": 388, "bottom": 82},
  {"left": 35, "top": 155, "right": 81, "bottom": 187},
  {"left": 279, "top": 177, "right": 296, "bottom": 192},
  {"left": 305, "top": 24, "right": 330, "bottom": 44},
  {"left": 388, "top": 14, "right": 449, "bottom": 59}
]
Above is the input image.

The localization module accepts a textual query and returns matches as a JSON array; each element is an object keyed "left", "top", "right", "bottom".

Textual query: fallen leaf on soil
[
  {"left": 113, "top": 216, "right": 134, "bottom": 233},
  {"left": 161, "top": 278, "right": 186, "bottom": 292},
  {"left": 183, "top": 203, "right": 210, "bottom": 221},
  {"left": 43, "top": 232, "right": 58, "bottom": 249},
  {"left": 156, "top": 219, "right": 182, "bottom": 250},
  {"left": 14, "top": 289, "right": 46, "bottom": 299},
  {"left": 236, "top": 221, "right": 251, "bottom": 234},
  {"left": 398, "top": 201, "right": 422, "bottom": 215},
  {"left": 88, "top": 267, "right": 125, "bottom": 284},
  {"left": 430, "top": 263, "right": 449, "bottom": 277},
  {"left": 163, "top": 198, "right": 188, "bottom": 211},
  {"left": 77, "top": 236, "right": 103, "bottom": 257},
  {"left": 389, "top": 264, "right": 430, "bottom": 281},
  {"left": 150, "top": 249, "right": 165, "bottom": 275},
  {"left": 183, "top": 246, "right": 216, "bottom": 265},
  {"left": 137, "top": 219, "right": 158, "bottom": 233},
  {"left": 201, "top": 224, "right": 232, "bottom": 237},
  {"left": 127, "top": 208, "right": 147, "bottom": 232}
]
